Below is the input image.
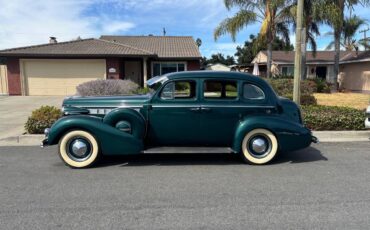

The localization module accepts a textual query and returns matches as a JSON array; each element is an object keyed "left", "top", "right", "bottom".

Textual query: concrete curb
[
  {"left": 0, "top": 134, "right": 44, "bottom": 146},
  {"left": 312, "top": 131, "right": 370, "bottom": 143},
  {"left": 0, "top": 131, "right": 369, "bottom": 147}
]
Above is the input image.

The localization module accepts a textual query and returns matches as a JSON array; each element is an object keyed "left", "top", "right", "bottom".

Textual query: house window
[
  {"left": 281, "top": 66, "right": 294, "bottom": 76},
  {"left": 152, "top": 62, "right": 187, "bottom": 76}
]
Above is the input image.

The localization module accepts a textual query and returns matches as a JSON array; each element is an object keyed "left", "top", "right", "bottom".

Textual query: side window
[
  {"left": 243, "top": 83, "right": 265, "bottom": 100},
  {"left": 160, "top": 81, "right": 196, "bottom": 100},
  {"left": 203, "top": 80, "right": 237, "bottom": 99}
]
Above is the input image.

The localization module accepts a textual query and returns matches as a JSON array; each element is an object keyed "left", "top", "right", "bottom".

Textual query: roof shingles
[
  {"left": 0, "top": 36, "right": 201, "bottom": 59},
  {"left": 260, "top": 50, "right": 360, "bottom": 64}
]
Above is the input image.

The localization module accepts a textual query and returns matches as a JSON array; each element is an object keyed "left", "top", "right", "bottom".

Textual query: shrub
[
  {"left": 302, "top": 105, "right": 365, "bottom": 131},
  {"left": 134, "top": 87, "right": 153, "bottom": 94},
  {"left": 25, "top": 106, "right": 62, "bottom": 134},
  {"left": 314, "top": 79, "right": 331, "bottom": 93},
  {"left": 76, "top": 79, "right": 139, "bottom": 96},
  {"left": 267, "top": 79, "right": 317, "bottom": 96},
  {"left": 284, "top": 94, "right": 317, "bottom": 105}
]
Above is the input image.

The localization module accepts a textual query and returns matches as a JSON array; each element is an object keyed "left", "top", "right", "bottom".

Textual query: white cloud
[{"left": 0, "top": 0, "right": 135, "bottom": 49}]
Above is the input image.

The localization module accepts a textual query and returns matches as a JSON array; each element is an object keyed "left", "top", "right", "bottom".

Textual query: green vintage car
[{"left": 42, "top": 71, "right": 317, "bottom": 168}]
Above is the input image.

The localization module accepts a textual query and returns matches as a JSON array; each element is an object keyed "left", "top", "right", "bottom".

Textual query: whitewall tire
[
  {"left": 241, "top": 128, "right": 278, "bottom": 165},
  {"left": 58, "top": 130, "right": 99, "bottom": 168}
]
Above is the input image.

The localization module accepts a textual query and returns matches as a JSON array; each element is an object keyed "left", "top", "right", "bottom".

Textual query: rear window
[
  {"left": 243, "top": 84, "right": 265, "bottom": 100},
  {"left": 203, "top": 80, "right": 237, "bottom": 99}
]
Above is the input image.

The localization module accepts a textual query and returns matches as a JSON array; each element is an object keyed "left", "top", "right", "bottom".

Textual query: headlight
[{"left": 44, "top": 128, "right": 50, "bottom": 137}]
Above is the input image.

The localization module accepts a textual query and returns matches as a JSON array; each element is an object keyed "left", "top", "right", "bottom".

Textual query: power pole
[{"left": 293, "top": 0, "right": 304, "bottom": 105}]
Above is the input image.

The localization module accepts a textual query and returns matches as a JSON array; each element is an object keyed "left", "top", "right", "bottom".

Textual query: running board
[{"left": 143, "top": 147, "right": 234, "bottom": 154}]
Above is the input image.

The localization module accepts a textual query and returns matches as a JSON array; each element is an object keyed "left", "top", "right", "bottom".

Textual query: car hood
[{"left": 62, "top": 94, "right": 151, "bottom": 108}]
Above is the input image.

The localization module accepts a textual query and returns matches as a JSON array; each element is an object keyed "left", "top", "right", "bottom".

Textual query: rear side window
[
  {"left": 160, "top": 81, "right": 196, "bottom": 100},
  {"left": 203, "top": 80, "right": 237, "bottom": 99},
  {"left": 243, "top": 84, "right": 265, "bottom": 100}
]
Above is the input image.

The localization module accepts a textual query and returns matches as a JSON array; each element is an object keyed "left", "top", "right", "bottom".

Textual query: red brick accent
[
  {"left": 106, "top": 58, "right": 121, "bottom": 79},
  {"left": 187, "top": 60, "right": 201, "bottom": 71},
  {"left": 7, "top": 58, "right": 21, "bottom": 95}
]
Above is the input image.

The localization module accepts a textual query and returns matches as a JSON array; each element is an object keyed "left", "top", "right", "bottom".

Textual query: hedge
[
  {"left": 76, "top": 79, "right": 139, "bottom": 96},
  {"left": 302, "top": 105, "right": 366, "bottom": 131}
]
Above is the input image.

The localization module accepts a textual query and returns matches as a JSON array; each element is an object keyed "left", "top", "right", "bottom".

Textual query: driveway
[
  {"left": 0, "top": 142, "right": 370, "bottom": 229},
  {"left": 0, "top": 96, "right": 65, "bottom": 139}
]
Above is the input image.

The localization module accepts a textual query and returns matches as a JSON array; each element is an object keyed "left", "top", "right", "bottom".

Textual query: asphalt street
[{"left": 0, "top": 142, "right": 369, "bottom": 229}]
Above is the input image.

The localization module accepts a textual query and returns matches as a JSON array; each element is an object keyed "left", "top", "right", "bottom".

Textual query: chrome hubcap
[
  {"left": 71, "top": 139, "right": 88, "bottom": 156},
  {"left": 251, "top": 138, "right": 267, "bottom": 154}
]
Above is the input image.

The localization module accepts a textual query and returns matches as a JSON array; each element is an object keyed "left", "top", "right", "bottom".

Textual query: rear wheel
[
  {"left": 58, "top": 130, "right": 99, "bottom": 168},
  {"left": 241, "top": 128, "right": 278, "bottom": 165}
]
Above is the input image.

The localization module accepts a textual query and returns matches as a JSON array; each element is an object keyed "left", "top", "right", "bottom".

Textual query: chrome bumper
[
  {"left": 311, "top": 136, "right": 319, "bottom": 144},
  {"left": 40, "top": 128, "right": 50, "bottom": 148},
  {"left": 40, "top": 138, "right": 48, "bottom": 148}
]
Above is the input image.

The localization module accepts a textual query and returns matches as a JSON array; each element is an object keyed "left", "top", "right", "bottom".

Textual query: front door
[
  {"left": 316, "top": 66, "right": 327, "bottom": 80},
  {"left": 147, "top": 79, "right": 201, "bottom": 146},
  {"left": 124, "top": 61, "right": 141, "bottom": 85}
]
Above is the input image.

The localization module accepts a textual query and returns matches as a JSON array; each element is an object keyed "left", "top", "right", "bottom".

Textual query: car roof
[{"left": 164, "top": 71, "right": 263, "bottom": 82}]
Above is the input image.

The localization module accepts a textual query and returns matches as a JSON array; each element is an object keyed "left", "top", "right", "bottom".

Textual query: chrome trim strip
[{"left": 151, "top": 105, "right": 275, "bottom": 108}]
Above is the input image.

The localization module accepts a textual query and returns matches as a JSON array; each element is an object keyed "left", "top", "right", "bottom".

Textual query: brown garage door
[{"left": 22, "top": 59, "right": 106, "bottom": 96}]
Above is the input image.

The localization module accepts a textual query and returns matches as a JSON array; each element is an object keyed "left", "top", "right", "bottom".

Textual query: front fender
[
  {"left": 232, "top": 115, "right": 312, "bottom": 154},
  {"left": 47, "top": 115, "right": 143, "bottom": 155}
]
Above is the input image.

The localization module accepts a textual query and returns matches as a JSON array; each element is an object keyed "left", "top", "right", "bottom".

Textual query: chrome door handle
[
  {"left": 189, "top": 107, "right": 200, "bottom": 112},
  {"left": 201, "top": 107, "right": 211, "bottom": 112}
]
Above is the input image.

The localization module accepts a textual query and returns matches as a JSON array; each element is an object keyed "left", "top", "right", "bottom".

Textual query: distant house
[
  {"left": 252, "top": 50, "right": 370, "bottom": 92},
  {"left": 339, "top": 51, "right": 370, "bottom": 92},
  {"left": 0, "top": 36, "right": 201, "bottom": 96},
  {"left": 206, "top": 63, "right": 231, "bottom": 71}
]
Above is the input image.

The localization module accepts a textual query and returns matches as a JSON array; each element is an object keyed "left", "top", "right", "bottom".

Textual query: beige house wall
[
  {"left": 340, "top": 62, "right": 370, "bottom": 91},
  {"left": 20, "top": 59, "right": 106, "bottom": 96},
  {"left": 206, "top": 64, "right": 231, "bottom": 71},
  {"left": 0, "top": 65, "right": 8, "bottom": 95}
]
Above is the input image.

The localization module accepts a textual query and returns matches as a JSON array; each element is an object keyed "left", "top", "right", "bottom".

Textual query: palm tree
[
  {"left": 321, "top": 0, "right": 370, "bottom": 90},
  {"left": 282, "top": 0, "right": 323, "bottom": 78},
  {"left": 325, "top": 15, "right": 367, "bottom": 51},
  {"left": 196, "top": 38, "right": 202, "bottom": 48},
  {"left": 214, "top": 0, "right": 293, "bottom": 78}
]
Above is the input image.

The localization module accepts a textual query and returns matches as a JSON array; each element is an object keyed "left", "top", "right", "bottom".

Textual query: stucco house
[
  {"left": 0, "top": 36, "right": 201, "bottom": 96},
  {"left": 252, "top": 50, "right": 370, "bottom": 92}
]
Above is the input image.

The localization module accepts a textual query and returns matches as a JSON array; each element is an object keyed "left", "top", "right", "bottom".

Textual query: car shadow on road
[{"left": 96, "top": 146, "right": 327, "bottom": 167}]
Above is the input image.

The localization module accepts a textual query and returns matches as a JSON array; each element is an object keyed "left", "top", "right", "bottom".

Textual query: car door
[
  {"left": 147, "top": 79, "right": 202, "bottom": 146},
  {"left": 199, "top": 79, "right": 241, "bottom": 146}
]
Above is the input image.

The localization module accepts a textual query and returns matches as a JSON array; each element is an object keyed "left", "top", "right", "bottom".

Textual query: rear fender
[
  {"left": 47, "top": 115, "right": 143, "bottom": 155},
  {"left": 232, "top": 116, "right": 312, "bottom": 154}
]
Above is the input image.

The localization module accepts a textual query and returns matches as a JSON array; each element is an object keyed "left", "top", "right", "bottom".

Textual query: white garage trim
[{"left": 20, "top": 59, "right": 107, "bottom": 96}]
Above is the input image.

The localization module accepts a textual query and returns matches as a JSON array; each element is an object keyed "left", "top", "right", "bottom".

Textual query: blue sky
[{"left": 0, "top": 0, "right": 369, "bottom": 58}]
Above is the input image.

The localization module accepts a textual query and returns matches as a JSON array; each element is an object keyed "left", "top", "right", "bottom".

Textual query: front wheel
[
  {"left": 241, "top": 129, "right": 278, "bottom": 165},
  {"left": 58, "top": 130, "right": 99, "bottom": 168}
]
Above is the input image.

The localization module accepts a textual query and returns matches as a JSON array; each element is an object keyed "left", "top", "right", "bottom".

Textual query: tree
[
  {"left": 320, "top": 0, "right": 370, "bottom": 90},
  {"left": 203, "top": 53, "right": 236, "bottom": 66},
  {"left": 282, "top": 0, "right": 324, "bottom": 79},
  {"left": 196, "top": 38, "right": 202, "bottom": 48},
  {"left": 325, "top": 15, "right": 366, "bottom": 50},
  {"left": 214, "top": 0, "right": 293, "bottom": 78},
  {"left": 235, "top": 33, "right": 293, "bottom": 64}
]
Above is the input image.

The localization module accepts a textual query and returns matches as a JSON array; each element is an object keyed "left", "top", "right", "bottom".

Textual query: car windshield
[{"left": 147, "top": 75, "right": 169, "bottom": 91}]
